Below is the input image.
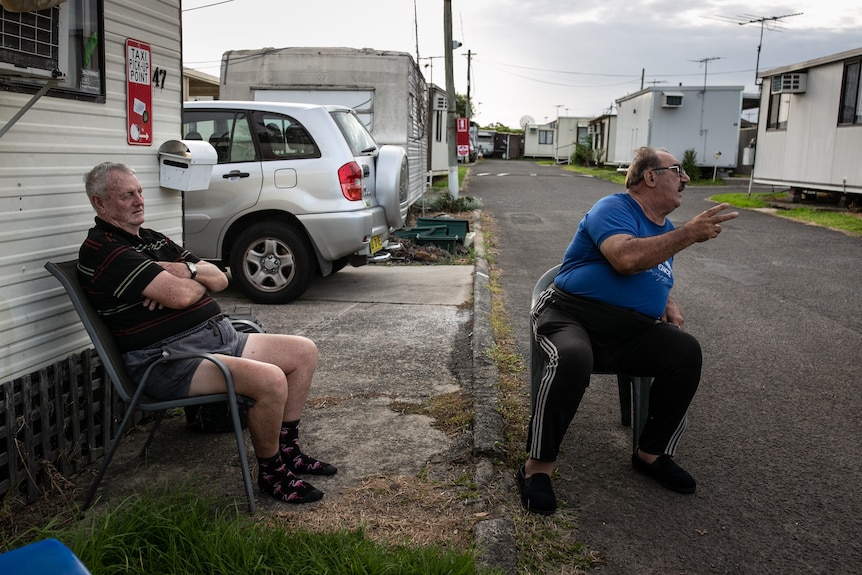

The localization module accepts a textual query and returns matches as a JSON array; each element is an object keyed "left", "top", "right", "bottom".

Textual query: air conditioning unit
[
  {"left": 433, "top": 95, "right": 448, "bottom": 111},
  {"left": 661, "top": 91, "right": 684, "bottom": 108},
  {"left": 0, "top": 3, "right": 68, "bottom": 81},
  {"left": 771, "top": 73, "right": 807, "bottom": 94}
]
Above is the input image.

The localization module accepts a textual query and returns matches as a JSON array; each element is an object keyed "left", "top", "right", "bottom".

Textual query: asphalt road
[{"left": 466, "top": 159, "right": 862, "bottom": 574}]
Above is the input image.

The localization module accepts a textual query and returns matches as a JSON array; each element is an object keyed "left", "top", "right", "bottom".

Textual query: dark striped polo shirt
[{"left": 77, "top": 217, "right": 222, "bottom": 352}]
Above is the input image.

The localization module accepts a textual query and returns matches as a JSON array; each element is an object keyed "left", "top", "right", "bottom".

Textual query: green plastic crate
[{"left": 416, "top": 217, "right": 469, "bottom": 238}]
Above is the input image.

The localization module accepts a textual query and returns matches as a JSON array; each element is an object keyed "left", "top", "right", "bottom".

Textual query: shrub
[
  {"left": 571, "top": 143, "right": 594, "bottom": 167},
  {"left": 682, "top": 149, "right": 701, "bottom": 181}
]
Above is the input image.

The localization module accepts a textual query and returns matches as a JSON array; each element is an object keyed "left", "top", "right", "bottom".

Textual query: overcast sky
[{"left": 182, "top": 0, "right": 862, "bottom": 129}]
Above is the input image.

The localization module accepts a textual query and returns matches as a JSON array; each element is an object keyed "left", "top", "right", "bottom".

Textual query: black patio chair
[
  {"left": 529, "top": 264, "right": 651, "bottom": 452},
  {"left": 45, "top": 260, "right": 257, "bottom": 512}
]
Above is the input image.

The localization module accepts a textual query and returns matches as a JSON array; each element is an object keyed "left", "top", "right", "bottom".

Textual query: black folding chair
[
  {"left": 529, "top": 264, "right": 651, "bottom": 452},
  {"left": 45, "top": 260, "right": 257, "bottom": 512}
]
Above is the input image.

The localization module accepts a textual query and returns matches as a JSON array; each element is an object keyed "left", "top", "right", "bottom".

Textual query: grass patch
[
  {"left": 710, "top": 191, "right": 773, "bottom": 209},
  {"left": 515, "top": 510, "right": 603, "bottom": 574},
  {"left": 561, "top": 165, "right": 626, "bottom": 185},
  {"left": 391, "top": 390, "right": 474, "bottom": 436},
  {"left": 778, "top": 207, "right": 862, "bottom": 236},
  {"left": 5, "top": 485, "right": 489, "bottom": 575},
  {"left": 431, "top": 166, "right": 469, "bottom": 191},
  {"left": 563, "top": 164, "right": 727, "bottom": 186},
  {"left": 712, "top": 192, "right": 862, "bottom": 237},
  {"left": 478, "top": 211, "right": 600, "bottom": 573},
  {"left": 478, "top": 212, "right": 528, "bottom": 470}
]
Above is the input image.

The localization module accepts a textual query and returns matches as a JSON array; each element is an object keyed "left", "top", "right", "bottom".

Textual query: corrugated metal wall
[
  {"left": 406, "top": 66, "right": 428, "bottom": 208},
  {"left": 0, "top": 0, "right": 184, "bottom": 384}
]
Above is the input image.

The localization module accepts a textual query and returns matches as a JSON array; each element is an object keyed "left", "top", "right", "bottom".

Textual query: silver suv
[{"left": 182, "top": 101, "right": 409, "bottom": 303}]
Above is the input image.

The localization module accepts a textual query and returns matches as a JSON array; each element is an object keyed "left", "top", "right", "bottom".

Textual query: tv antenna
[
  {"left": 715, "top": 13, "right": 803, "bottom": 85},
  {"left": 690, "top": 56, "right": 722, "bottom": 90}
]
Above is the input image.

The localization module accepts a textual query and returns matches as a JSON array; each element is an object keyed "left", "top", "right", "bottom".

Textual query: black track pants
[{"left": 528, "top": 285, "right": 702, "bottom": 461}]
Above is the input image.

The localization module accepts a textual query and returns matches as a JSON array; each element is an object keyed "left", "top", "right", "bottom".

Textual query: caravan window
[
  {"left": 0, "top": 0, "right": 105, "bottom": 101},
  {"left": 839, "top": 60, "right": 861, "bottom": 125},
  {"left": 766, "top": 92, "right": 790, "bottom": 131}
]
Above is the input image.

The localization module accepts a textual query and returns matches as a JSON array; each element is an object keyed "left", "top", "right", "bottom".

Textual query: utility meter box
[{"left": 157, "top": 139, "right": 217, "bottom": 191}]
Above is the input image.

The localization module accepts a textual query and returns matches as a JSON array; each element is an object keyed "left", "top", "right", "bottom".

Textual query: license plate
[{"left": 369, "top": 234, "right": 383, "bottom": 254}]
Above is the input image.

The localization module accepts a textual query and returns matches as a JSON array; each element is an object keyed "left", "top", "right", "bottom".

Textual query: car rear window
[{"left": 330, "top": 109, "right": 378, "bottom": 156}]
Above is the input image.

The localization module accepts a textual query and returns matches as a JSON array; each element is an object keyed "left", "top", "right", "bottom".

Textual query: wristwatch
[{"left": 185, "top": 261, "right": 197, "bottom": 280}]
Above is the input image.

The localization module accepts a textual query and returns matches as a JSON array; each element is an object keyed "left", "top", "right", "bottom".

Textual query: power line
[{"left": 182, "top": 0, "right": 234, "bottom": 12}]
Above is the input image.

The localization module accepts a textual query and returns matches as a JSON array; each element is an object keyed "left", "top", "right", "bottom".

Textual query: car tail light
[{"left": 338, "top": 162, "right": 363, "bottom": 201}]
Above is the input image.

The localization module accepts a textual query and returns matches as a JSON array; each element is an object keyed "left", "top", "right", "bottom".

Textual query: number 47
[{"left": 152, "top": 67, "right": 168, "bottom": 89}]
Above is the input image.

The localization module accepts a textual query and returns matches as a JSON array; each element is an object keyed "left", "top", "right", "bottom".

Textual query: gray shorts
[{"left": 123, "top": 315, "right": 249, "bottom": 400}]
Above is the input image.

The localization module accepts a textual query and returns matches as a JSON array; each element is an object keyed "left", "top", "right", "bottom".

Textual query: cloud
[{"left": 181, "top": 0, "right": 862, "bottom": 129}]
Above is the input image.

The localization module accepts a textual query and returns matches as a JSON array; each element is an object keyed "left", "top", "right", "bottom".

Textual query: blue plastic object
[{"left": 0, "top": 539, "right": 92, "bottom": 575}]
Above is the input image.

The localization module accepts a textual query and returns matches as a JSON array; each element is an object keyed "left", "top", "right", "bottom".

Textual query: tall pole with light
[{"left": 444, "top": 0, "right": 462, "bottom": 199}]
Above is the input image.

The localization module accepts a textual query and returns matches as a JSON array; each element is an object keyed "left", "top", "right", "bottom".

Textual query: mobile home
[
  {"left": 0, "top": 0, "right": 188, "bottom": 499},
  {"left": 753, "top": 47, "right": 862, "bottom": 201},
  {"left": 614, "top": 85, "right": 744, "bottom": 169}
]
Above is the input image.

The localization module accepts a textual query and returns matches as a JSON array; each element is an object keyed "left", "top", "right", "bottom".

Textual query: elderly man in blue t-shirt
[{"left": 518, "top": 146, "right": 739, "bottom": 514}]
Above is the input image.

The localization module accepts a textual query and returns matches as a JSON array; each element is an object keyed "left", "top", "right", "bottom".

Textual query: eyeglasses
[{"left": 651, "top": 165, "right": 686, "bottom": 178}]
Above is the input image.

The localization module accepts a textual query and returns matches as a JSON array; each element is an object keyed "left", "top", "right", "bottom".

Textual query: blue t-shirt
[{"left": 554, "top": 193, "right": 674, "bottom": 319}]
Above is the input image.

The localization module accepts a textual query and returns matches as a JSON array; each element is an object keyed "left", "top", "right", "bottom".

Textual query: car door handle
[{"left": 223, "top": 171, "right": 250, "bottom": 179}]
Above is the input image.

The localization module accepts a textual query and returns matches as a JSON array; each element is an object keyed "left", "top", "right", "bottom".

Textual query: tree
[{"left": 455, "top": 93, "right": 470, "bottom": 118}]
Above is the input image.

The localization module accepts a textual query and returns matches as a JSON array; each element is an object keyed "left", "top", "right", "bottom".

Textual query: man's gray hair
[
  {"left": 84, "top": 162, "right": 135, "bottom": 200},
  {"left": 625, "top": 146, "right": 665, "bottom": 188}
]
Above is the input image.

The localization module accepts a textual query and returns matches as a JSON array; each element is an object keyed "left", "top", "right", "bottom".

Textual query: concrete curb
[
  {"left": 470, "top": 209, "right": 504, "bottom": 457},
  {"left": 470, "top": 209, "right": 518, "bottom": 575}
]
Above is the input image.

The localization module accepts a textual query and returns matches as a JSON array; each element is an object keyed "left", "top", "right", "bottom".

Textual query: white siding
[
  {"left": 0, "top": 0, "right": 184, "bottom": 383},
  {"left": 614, "top": 92, "right": 652, "bottom": 164},
  {"left": 615, "top": 86, "right": 743, "bottom": 167}
]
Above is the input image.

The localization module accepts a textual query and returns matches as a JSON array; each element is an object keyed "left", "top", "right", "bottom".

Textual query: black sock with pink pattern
[
  {"left": 257, "top": 452, "right": 323, "bottom": 504},
  {"left": 279, "top": 420, "right": 338, "bottom": 476}
]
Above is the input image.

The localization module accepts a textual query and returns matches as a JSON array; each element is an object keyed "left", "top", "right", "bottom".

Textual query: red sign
[
  {"left": 125, "top": 39, "right": 152, "bottom": 146},
  {"left": 456, "top": 117, "right": 470, "bottom": 158}
]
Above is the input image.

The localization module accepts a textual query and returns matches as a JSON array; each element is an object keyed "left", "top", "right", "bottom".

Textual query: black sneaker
[
  {"left": 631, "top": 453, "right": 696, "bottom": 494},
  {"left": 516, "top": 465, "right": 557, "bottom": 515}
]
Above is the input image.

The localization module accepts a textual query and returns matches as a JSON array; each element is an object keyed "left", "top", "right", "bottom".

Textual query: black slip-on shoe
[
  {"left": 516, "top": 465, "right": 557, "bottom": 515},
  {"left": 631, "top": 453, "right": 697, "bottom": 494}
]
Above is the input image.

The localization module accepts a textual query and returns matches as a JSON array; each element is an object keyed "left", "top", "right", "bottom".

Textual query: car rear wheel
[{"left": 229, "top": 222, "right": 313, "bottom": 304}]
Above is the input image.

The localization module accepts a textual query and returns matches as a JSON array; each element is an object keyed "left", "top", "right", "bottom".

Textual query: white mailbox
[{"left": 157, "top": 139, "right": 217, "bottom": 191}]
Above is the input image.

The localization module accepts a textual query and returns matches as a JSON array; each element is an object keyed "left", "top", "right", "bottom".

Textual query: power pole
[
  {"left": 444, "top": 0, "right": 459, "bottom": 198},
  {"left": 691, "top": 56, "right": 722, "bottom": 161},
  {"left": 464, "top": 50, "right": 475, "bottom": 119}
]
